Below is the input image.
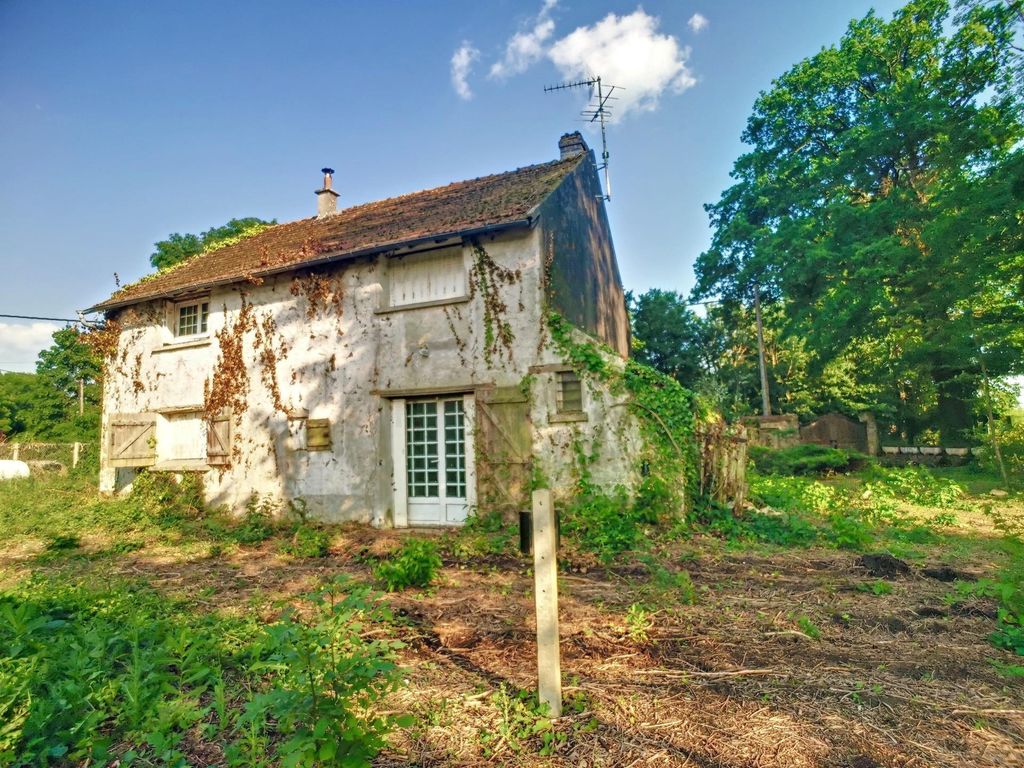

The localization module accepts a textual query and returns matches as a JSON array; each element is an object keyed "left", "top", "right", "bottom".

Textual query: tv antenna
[{"left": 544, "top": 75, "right": 620, "bottom": 201}]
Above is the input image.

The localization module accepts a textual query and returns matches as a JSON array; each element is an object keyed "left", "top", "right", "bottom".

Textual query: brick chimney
[
  {"left": 315, "top": 167, "right": 339, "bottom": 218},
  {"left": 558, "top": 132, "right": 588, "bottom": 159}
]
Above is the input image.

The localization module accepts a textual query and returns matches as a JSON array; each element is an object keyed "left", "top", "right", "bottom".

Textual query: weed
[
  {"left": 480, "top": 685, "right": 564, "bottom": 757},
  {"left": 797, "top": 615, "right": 822, "bottom": 639},
  {"left": 239, "top": 577, "right": 406, "bottom": 767},
  {"left": 374, "top": 539, "right": 442, "bottom": 591},
  {"left": 283, "top": 526, "right": 331, "bottom": 558},
  {"left": 857, "top": 580, "right": 893, "bottom": 596},
  {"left": 828, "top": 512, "right": 873, "bottom": 551},
  {"left": 625, "top": 603, "right": 653, "bottom": 642},
  {"left": 234, "top": 494, "right": 277, "bottom": 545},
  {"left": 44, "top": 534, "right": 80, "bottom": 552}
]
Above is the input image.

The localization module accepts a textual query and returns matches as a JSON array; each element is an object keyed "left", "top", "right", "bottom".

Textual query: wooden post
[
  {"left": 78, "top": 378, "right": 85, "bottom": 416},
  {"left": 531, "top": 489, "right": 561, "bottom": 717},
  {"left": 12, "top": 444, "right": 19, "bottom": 462},
  {"left": 73, "top": 442, "right": 81, "bottom": 468}
]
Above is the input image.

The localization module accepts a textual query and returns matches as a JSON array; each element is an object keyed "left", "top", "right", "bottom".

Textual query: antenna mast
[{"left": 544, "top": 75, "right": 620, "bottom": 201}]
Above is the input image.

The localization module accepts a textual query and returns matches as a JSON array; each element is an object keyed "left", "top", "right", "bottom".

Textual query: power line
[{"left": 0, "top": 313, "right": 82, "bottom": 323}]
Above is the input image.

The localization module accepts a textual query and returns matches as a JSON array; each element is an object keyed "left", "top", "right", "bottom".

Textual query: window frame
[
  {"left": 172, "top": 298, "right": 211, "bottom": 339},
  {"left": 555, "top": 370, "right": 584, "bottom": 415}
]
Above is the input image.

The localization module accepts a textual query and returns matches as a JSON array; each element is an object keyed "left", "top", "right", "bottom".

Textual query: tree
[
  {"left": 628, "top": 290, "right": 711, "bottom": 384},
  {"left": 150, "top": 217, "right": 276, "bottom": 270},
  {"left": 694, "top": 0, "right": 1024, "bottom": 441}
]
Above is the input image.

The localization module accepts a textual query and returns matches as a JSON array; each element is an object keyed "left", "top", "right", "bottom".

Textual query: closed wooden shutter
[
  {"left": 109, "top": 415, "right": 157, "bottom": 468},
  {"left": 389, "top": 247, "right": 466, "bottom": 307},
  {"left": 206, "top": 412, "right": 231, "bottom": 465},
  {"left": 475, "top": 387, "right": 532, "bottom": 513}
]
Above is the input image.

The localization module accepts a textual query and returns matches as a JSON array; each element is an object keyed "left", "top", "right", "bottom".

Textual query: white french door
[{"left": 392, "top": 395, "right": 475, "bottom": 526}]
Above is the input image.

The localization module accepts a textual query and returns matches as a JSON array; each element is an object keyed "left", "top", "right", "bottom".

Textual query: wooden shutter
[
  {"left": 206, "top": 412, "right": 231, "bottom": 465},
  {"left": 475, "top": 387, "right": 532, "bottom": 514},
  {"left": 109, "top": 414, "right": 157, "bottom": 468}
]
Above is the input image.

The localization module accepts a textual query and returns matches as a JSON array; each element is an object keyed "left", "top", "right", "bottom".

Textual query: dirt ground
[{"left": 13, "top": 519, "right": 1018, "bottom": 768}]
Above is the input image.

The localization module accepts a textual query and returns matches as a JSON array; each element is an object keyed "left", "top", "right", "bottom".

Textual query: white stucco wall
[{"left": 100, "top": 228, "right": 644, "bottom": 524}]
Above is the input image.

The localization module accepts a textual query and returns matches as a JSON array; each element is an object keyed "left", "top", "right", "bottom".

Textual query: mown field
[{"left": 0, "top": 460, "right": 1022, "bottom": 768}]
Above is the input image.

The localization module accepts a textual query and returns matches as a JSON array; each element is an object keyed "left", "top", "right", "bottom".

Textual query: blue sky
[{"left": 0, "top": 0, "right": 909, "bottom": 372}]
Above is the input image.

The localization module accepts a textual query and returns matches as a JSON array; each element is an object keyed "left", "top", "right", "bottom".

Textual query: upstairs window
[
  {"left": 556, "top": 370, "right": 583, "bottom": 413},
  {"left": 388, "top": 246, "right": 466, "bottom": 308},
  {"left": 175, "top": 300, "right": 209, "bottom": 337}
]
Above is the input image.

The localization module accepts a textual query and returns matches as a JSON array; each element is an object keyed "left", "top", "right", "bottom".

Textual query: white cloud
[
  {"left": 688, "top": 12, "right": 709, "bottom": 33},
  {"left": 0, "top": 322, "right": 61, "bottom": 372},
  {"left": 548, "top": 9, "right": 696, "bottom": 119},
  {"left": 450, "top": 41, "right": 481, "bottom": 100},
  {"left": 489, "top": 0, "right": 558, "bottom": 79}
]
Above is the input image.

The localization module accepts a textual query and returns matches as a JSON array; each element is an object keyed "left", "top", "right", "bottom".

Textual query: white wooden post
[
  {"left": 532, "top": 489, "right": 562, "bottom": 717},
  {"left": 11, "top": 444, "right": 19, "bottom": 462},
  {"left": 72, "top": 442, "right": 81, "bottom": 468}
]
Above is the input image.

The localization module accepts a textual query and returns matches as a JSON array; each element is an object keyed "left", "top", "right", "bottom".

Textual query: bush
[
  {"left": 130, "top": 470, "right": 205, "bottom": 521},
  {"left": 374, "top": 539, "right": 442, "bottom": 591},
  {"left": 562, "top": 486, "right": 639, "bottom": 562},
  {"left": 750, "top": 444, "right": 861, "bottom": 476}
]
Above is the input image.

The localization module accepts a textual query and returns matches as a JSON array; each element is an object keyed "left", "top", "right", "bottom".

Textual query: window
[
  {"left": 556, "top": 370, "right": 583, "bottom": 413},
  {"left": 388, "top": 246, "right": 466, "bottom": 308},
  {"left": 175, "top": 301, "right": 209, "bottom": 337}
]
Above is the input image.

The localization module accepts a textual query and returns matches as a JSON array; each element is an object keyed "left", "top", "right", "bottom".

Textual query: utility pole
[
  {"left": 753, "top": 283, "right": 771, "bottom": 417},
  {"left": 979, "top": 351, "right": 1010, "bottom": 489},
  {"left": 78, "top": 378, "right": 85, "bottom": 416}
]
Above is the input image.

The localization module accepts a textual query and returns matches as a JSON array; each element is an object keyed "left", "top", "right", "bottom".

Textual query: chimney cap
[
  {"left": 321, "top": 167, "right": 334, "bottom": 176},
  {"left": 558, "top": 131, "right": 588, "bottom": 159}
]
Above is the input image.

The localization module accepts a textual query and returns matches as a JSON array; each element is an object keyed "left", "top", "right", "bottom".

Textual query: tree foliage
[
  {"left": 150, "top": 217, "right": 276, "bottom": 270},
  {"left": 694, "top": 0, "right": 1024, "bottom": 441},
  {"left": 0, "top": 328, "right": 101, "bottom": 442}
]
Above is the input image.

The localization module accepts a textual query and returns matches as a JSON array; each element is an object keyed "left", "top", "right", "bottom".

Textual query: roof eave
[{"left": 86, "top": 217, "right": 537, "bottom": 315}]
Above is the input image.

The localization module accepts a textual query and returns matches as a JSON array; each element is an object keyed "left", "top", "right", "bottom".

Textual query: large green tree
[
  {"left": 150, "top": 217, "right": 275, "bottom": 270},
  {"left": 694, "top": 0, "right": 1024, "bottom": 441},
  {"left": 628, "top": 289, "right": 713, "bottom": 384}
]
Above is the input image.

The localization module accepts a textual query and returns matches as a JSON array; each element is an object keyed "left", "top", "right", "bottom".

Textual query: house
[{"left": 89, "top": 133, "right": 646, "bottom": 526}]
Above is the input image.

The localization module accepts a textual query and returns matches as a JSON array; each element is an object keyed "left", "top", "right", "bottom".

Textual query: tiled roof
[{"left": 91, "top": 154, "right": 582, "bottom": 312}]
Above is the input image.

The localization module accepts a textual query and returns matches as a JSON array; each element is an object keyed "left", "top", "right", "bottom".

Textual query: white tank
[{"left": 0, "top": 460, "right": 31, "bottom": 480}]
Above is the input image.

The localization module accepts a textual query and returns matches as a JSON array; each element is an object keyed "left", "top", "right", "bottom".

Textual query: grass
[{"left": 0, "top": 462, "right": 1022, "bottom": 766}]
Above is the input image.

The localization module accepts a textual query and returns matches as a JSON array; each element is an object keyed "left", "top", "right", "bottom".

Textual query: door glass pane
[
  {"left": 406, "top": 401, "right": 438, "bottom": 497},
  {"left": 443, "top": 399, "right": 466, "bottom": 498}
]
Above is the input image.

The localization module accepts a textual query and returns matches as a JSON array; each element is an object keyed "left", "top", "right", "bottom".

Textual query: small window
[
  {"left": 176, "top": 301, "right": 209, "bottom": 337},
  {"left": 556, "top": 371, "right": 583, "bottom": 413},
  {"left": 306, "top": 418, "right": 332, "bottom": 451}
]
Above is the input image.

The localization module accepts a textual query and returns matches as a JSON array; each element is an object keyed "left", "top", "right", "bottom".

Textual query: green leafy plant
[
  {"left": 480, "top": 685, "right": 564, "bottom": 757},
  {"left": 750, "top": 444, "right": 862, "bottom": 476},
  {"left": 239, "top": 578, "right": 406, "bottom": 767},
  {"left": 797, "top": 615, "right": 821, "bottom": 639},
  {"left": 233, "top": 494, "right": 277, "bottom": 545},
  {"left": 374, "top": 539, "right": 442, "bottom": 591},
  {"left": 283, "top": 526, "right": 331, "bottom": 558},
  {"left": 828, "top": 512, "right": 873, "bottom": 551},
  {"left": 625, "top": 603, "right": 653, "bottom": 643}
]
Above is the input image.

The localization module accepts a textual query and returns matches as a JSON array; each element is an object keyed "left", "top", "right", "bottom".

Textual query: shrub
[
  {"left": 632, "top": 476, "right": 677, "bottom": 524},
  {"left": 689, "top": 499, "right": 818, "bottom": 547},
  {"left": 749, "top": 444, "right": 861, "bottom": 476},
  {"left": 749, "top": 473, "right": 845, "bottom": 515},
  {"left": 374, "top": 539, "right": 442, "bottom": 591},
  {"left": 561, "top": 486, "right": 639, "bottom": 561},
  {"left": 130, "top": 470, "right": 205, "bottom": 521},
  {"left": 284, "top": 526, "right": 331, "bottom": 558}
]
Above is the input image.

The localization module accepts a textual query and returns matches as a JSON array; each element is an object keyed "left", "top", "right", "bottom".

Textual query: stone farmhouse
[{"left": 89, "top": 133, "right": 646, "bottom": 526}]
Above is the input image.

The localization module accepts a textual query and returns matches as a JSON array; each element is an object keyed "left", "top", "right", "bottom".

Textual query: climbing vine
[
  {"left": 468, "top": 243, "right": 518, "bottom": 364},
  {"left": 545, "top": 311, "right": 703, "bottom": 509}
]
